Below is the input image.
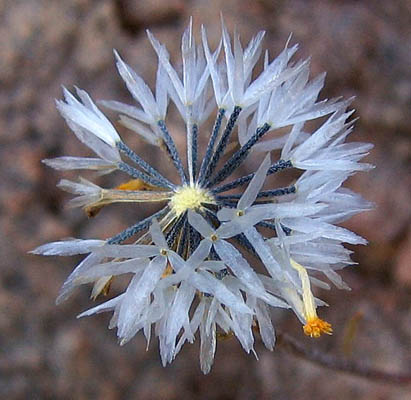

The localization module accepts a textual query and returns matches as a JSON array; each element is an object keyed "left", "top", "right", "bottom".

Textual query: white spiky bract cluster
[{"left": 34, "top": 19, "right": 373, "bottom": 374}]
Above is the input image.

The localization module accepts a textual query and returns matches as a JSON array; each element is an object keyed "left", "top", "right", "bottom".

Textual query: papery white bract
[{"left": 33, "top": 20, "right": 373, "bottom": 374}]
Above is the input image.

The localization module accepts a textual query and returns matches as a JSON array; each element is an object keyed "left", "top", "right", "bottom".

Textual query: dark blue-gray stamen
[
  {"left": 232, "top": 233, "right": 258, "bottom": 257},
  {"left": 117, "top": 142, "right": 175, "bottom": 189},
  {"left": 216, "top": 199, "right": 238, "bottom": 208},
  {"left": 157, "top": 120, "right": 188, "bottom": 185},
  {"left": 206, "top": 123, "right": 271, "bottom": 188},
  {"left": 202, "top": 208, "right": 221, "bottom": 229},
  {"left": 107, "top": 206, "right": 169, "bottom": 244},
  {"left": 211, "top": 159, "right": 293, "bottom": 194},
  {"left": 216, "top": 185, "right": 296, "bottom": 201},
  {"left": 209, "top": 246, "right": 219, "bottom": 261},
  {"left": 256, "top": 185, "right": 296, "bottom": 198},
  {"left": 188, "top": 225, "right": 201, "bottom": 255},
  {"left": 197, "top": 108, "right": 225, "bottom": 183},
  {"left": 166, "top": 213, "right": 186, "bottom": 247},
  {"left": 118, "top": 162, "right": 172, "bottom": 189},
  {"left": 200, "top": 106, "right": 242, "bottom": 185},
  {"left": 215, "top": 268, "right": 228, "bottom": 280},
  {"left": 257, "top": 221, "right": 292, "bottom": 236},
  {"left": 191, "top": 123, "right": 198, "bottom": 180},
  {"left": 177, "top": 219, "right": 189, "bottom": 257},
  {"left": 202, "top": 203, "right": 220, "bottom": 213}
]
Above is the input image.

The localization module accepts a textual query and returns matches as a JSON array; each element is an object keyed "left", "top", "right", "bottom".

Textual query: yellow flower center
[{"left": 170, "top": 185, "right": 215, "bottom": 216}]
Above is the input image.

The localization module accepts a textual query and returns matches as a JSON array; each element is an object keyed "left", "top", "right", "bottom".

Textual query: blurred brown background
[{"left": 1, "top": 1, "right": 410, "bottom": 399}]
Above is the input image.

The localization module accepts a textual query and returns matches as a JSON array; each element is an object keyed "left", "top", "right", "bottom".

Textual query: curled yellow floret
[{"left": 290, "top": 259, "right": 333, "bottom": 338}]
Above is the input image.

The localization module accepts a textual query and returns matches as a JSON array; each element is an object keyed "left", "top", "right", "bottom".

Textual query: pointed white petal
[
  {"left": 216, "top": 207, "right": 237, "bottom": 222},
  {"left": 77, "top": 294, "right": 125, "bottom": 318},
  {"left": 187, "top": 239, "right": 212, "bottom": 268},
  {"left": 238, "top": 153, "right": 271, "bottom": 210},
  {"left": 244, "top": 227, "right": 283, "bottom": 278},
  {"left": 100, "top": 100, "right": 152, "bottom": 124},
  {"left": 149, "top": 219, "right": 168, "bottom": 249},
  {"left": 58, "top": 87, "right": 121, "bottom": 147},
  {"left": 165, "top": 281, "right": 196, "bottom": 350},
  {"left": 193, "top": 271, "right": 252, "bottom": 314},
  {"left": 75, "top": 257, "right": 149, "bottom": 282},
  {"left": 199, "top": 313, "right": 216, "bottom": 374},
  {"left": 117, "top": 256, "right": 166, "bottom": 340},
  {"left": 255, "top": 298, "right": 276, "bottom": 350},
  {"left": 42, "top": 157, "right": 115, "bottom": 171},
  {"left": 114, "top": 50, "right": 161, "bottom": 119},
  {"left": 188, "top": 210, "right": 215, "bottom": 238},
  {"left": 324, "top": 269, "right": 351, "bottom": 290},
  {"left": 214, "top": 240, "right": 265, "bottom": 298},
  {"left": 94, "top": 244, "right": 160, "bottom": 258},
  {"left": 282, "top": 217, "right": 367, "bottom": 245},
  {"left": 31, "top": 239, "right": 104, "bottom": 256}
]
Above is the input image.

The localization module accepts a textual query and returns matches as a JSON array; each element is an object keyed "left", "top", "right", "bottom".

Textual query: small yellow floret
[
  {"left": 290, "top": 258, "right": 333, "bottom": 338},
  {"left": 170, "top": 185, "right": 215, "bottom": 216},
  {"left": 303, "top": 317, "right": 333, "bottom": 338}
]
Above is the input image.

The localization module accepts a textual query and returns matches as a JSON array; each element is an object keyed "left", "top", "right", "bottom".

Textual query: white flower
[
  {"left": 42, "top": 157, "right": 117, "bottom": 174},
  {"left": 57, "top": 87, "right": 122, "bottom": 155},
  {"left": 33, "top": 20, "right": 373, "bottom": 373}
]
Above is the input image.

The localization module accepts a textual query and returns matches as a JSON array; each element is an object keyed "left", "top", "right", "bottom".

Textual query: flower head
[{"left": 33, "top": 20, "right": 373, "bottom": 374}]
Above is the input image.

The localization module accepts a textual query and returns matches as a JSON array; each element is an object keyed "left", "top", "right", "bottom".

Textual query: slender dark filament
[
  {"left": 232, "top": 233, "right": 258, "bottom": 257},
  {"left": 216, "top": 185, "right": 296, "bottom": 201},
  {"left": 203, "top": 208, "right": 221, "bottom": 230},
  {"left": 211, "top": 159, "right": 293, "bottom": 194},
  {"left": 107, "top": 206, "right": 169, "bottom": 244},
  {"left": 191, "top": 123, "right": 198, "bottom": 181},
  {"left": 200, "top": 106, "right": 242, "bottom": 185},
  {"left": 197, "top": 108, "right": 225, "bottom": 183},
  {"left": 117, "top": 142, "right": 175, "bottom": 189},
  {"left": 188, "top": 225, "right": 201, "bottom": 255},
  {"left": 118, "top": 162, "right": 172, "bottom": 189},
  {"left": 215, "top": 269, "right": 228, "bottom": 280},
  {"left": 206, "top": 123, "right": 271, "bottom": 188},
  {"left": 257, "top": 221, "right": 292, "bottom": 236},
  {"left": 157, "top": 120, "right": 188, "bottom": 185},
  {"left": 177, "top": 219, "right": 189, "bottom": 258},
  {"left": 166, "top": 213, "right": 186, "bottom": 248},
  {"left": 217, "top": 199, "right": 238, "bottom": 208}
]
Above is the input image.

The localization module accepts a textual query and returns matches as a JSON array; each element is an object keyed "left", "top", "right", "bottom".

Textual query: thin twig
[{"left": 276, "top": 332, "right": 411, "bottom": 385}]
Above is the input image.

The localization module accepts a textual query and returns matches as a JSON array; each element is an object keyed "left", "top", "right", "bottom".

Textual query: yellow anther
[
  {"left": 160, "top": 248, "right": 168, "bottom": 256},
  {"left": 236, "top": 210, "right": 244, "bottom": 217},
  {"left": 210, "top": 234, "right": 218, "bottom": 242}
]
